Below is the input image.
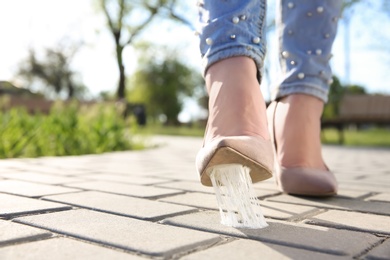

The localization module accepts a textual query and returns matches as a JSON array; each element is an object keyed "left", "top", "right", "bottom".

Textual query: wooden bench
[{"left": 321, "top": 94, "right": 390, "bottom": 144}]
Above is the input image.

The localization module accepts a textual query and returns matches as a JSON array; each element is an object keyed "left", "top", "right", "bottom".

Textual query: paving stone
[
  {"left": 338, "top": 182, "right": 390, "bottom": 193},
  {"left": 159, "top": 193, "right": 218, "bottom": 210},
  {"left": 156, "top": 181, "right": 215, "bottom": 194},
  {"left": 366, "top": 193, "right": 390, "bottom": 203},
  {"left": 0, "top": 180, "right": 80, "bottom": 197},
  {"left": 0, "top": 237, "right": 146, "bottom": 259},
  {"left": 0, "top": 194, "right": 71, "bottom": 218},
  {"left": 149, "top": 172, "right": 201, "bottom": 182},
  {"left": 253, "top": 179, "right": 281, "bottom": 192},
  {"left": 305, "top": 210, "right": 390, "bottom": 235},
  {"left": 65, "top": 181, "right": 183, "bottom": 198},
  {"left": 8, "top": 165, "right": 92, "bottom": 176},
  {"left": 182, "top": 239, "right": 350, "bottom": 260},
  {"left": 0, "top": 220, "right": 52, "bottom": 246},
  {"left": 80, "top": 174, "right": 168, "bottom": 185},
  {"left": 160, "top": 193, "right": 318, "bottom": 220},
  {"left": 15, "top": 209, "right": 220, "bottom": 257},
  {"left": 266, "top": 194, "right": 390, "bottom": 216},
  {"left": 0, "top": 160, "right": 31, "bottom": 170},
  {"left": 44, "top": 191, "right": 195, "bottom": 220},
  {"left": 336, "top": 190, "right": 371, "bottom": 199},
  {"left": 162, "top": 211, "right": 380, "bottom": 256},
  {"left": 362, "top": 175, "right": 390, "bottom": 183},
  {"left": 0, "top": 172, "right": 83, "bottom": 185},
  {"left": 365, "top": 239, "right": 390, "bottom": 260},
  {"left": 254, "top": 189, "right": 283, "bottom": 198}
]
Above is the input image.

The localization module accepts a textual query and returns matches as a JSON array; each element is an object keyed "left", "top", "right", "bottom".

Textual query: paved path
[{"left": 1, "top": 135, "right": 390, "bottom": 259}]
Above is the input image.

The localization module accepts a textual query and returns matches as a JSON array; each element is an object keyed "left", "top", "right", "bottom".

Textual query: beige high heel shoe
[
  {"left": 196, "top": 135, "right": 274, "bottom": 187},
  {"left": 196, "top": 133, "right": 274, "bottom": 228},
  {"left": 267, "top": 101, "right": 338, "bottom": 196}
]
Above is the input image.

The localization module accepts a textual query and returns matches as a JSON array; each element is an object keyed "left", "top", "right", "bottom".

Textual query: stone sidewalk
[{"left": 0, "top": 135, "right": 389, "bottom": 259}]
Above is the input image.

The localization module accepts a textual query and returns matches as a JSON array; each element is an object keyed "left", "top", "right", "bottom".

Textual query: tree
[
  {"left": 345, "top": 85, "right": 366, "bottom": 94},
  {"left": 17, "top": 47, "right": 87, "bottom": 99},
  {"left": 100, "top": 0, "right": 191, "bottom": 100},
  {"left": 323, "top": 76, "right": 367, "bottom": 119},
  {"left": 128, "top": 45, "right": 202, "bottom": 125},
  {"left": 323, "top": 76, "right": 345, "bottom": 119}
]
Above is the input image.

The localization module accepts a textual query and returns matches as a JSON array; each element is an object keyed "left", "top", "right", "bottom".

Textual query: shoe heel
[{"left": 208, "top": 164, "right": 268, "bottom": 229}]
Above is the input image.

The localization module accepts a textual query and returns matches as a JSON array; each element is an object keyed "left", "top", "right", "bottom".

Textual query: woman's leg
[
  {"left": 197, "top": 0, "right": 272, "bottom": 228},
  {"left": 198, "top": 0, "right": 269, "bottom": 144},
  {"left": 204, "top": 57, "right": 269, "bottom": 144},
  {"left": 271, "top": 0, "right": 342, "bottom": 170}
]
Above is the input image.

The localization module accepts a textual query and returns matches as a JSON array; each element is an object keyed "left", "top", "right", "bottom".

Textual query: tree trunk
[
  {"left": 117, "top": 64, "right": 126, "bottom": 100},
  {"left": 67, "top": 81, "right": 74, "bottom": 99},
  {"left": 116, "top": 45, "right": 126, "bottom": 100}
]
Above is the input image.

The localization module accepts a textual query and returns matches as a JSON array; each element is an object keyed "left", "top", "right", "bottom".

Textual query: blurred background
[{"left": 0, "top": 0, "right": 389, "bottom": 158}]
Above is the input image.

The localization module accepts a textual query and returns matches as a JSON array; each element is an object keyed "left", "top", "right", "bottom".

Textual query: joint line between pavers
[
  {"left": 169, "top": 236, "right": 234, "bottom": 260},
  {"left": 0, "top": 233, "right": 54, "bottom": 248},
  {"left": 352, "top": 237, "right": 388, "bottom": 259},
  {"left": 2, "top": 207, "right": 73, "bottom": 221},
  {"left": 305, "top": 220, "right": 390, "bottom": 236},
  {"left": 288, "top": 208, "right": 328, "bottom": 223}
]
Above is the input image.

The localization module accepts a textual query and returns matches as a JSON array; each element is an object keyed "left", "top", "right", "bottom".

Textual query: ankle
[
  {"left": 204, "top": 57, "right": 269, "bottom": 143},
  {"left": 274, "top": 94, "right": 326, "bottom": 169}
]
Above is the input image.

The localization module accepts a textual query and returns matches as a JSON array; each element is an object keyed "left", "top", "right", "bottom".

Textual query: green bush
[{"left": 0, "top": 102, "right": 142, "bottom": 158}]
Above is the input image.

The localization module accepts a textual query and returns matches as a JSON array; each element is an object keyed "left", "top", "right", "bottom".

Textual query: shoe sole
[{"left": 200, "top": 146, "right": 273, "bottom": 187}]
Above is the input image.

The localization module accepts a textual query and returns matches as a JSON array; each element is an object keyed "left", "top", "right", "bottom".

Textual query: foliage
[
  {"left": 17, "top": 46, "right": 87, "bottom": 100},
  {"left": 345, "top": 84, "right": 366, "bottom": 95},
  {"left": 128, "top": 44, "right": 203, "bottom": 125},
  {"left": 99, "top": 0, "right": 189, "bottom": 100},
  {"left": 0, "top": 101, "right": 141, "bottom": 158},
  {"left": 323, "top": 76, "right": 345, "bottom": 119},
  {"left": 323, "top": 76, "right": 367, "bottom": 119}
]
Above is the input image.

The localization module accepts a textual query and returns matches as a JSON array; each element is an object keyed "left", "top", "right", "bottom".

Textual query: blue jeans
[{"left": 198, "top": 0, "right": 342, "bottom": 102}]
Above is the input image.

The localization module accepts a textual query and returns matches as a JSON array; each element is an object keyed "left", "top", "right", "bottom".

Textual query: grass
[
  {"left": 321, "top": 128, "right": 390, "bottom": 147},
  {"left": 139, "top": 123, "right": 390, "bottom": 148},
  {"left": 0, "top": 101, "right": 144, "bottom": 159},
  {"left": 138, "top": 123, "right": 205, "bottom": 137}
]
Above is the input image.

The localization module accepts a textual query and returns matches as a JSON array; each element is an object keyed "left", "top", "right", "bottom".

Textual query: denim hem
[
  {"left": 272, "top": 81, "right": 329, "bottom": 103},
  {"left": 202, "top": 44, "right": 265, "bottom": 82}
]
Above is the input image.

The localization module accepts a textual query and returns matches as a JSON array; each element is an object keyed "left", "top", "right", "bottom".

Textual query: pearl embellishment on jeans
[
  {"left": 232, "top": 16, "right": 240, "bottom": 24},
  {"left": 282, "top": 51, "right": 289, "bottom": 58},
  {"left": 324, "top": 33, "right": 330, "bottom": 38},
  {"left": 206, "top": 38, "right": 213, "bottom": 45},
  {"left": 307, "top": 12, "right": 313, "bottom": 17},
  {"left": 290, "top": 61, "right": 296, "bottom": 65},
  {"left": 240, "top": 15, "right": 246, "bottom": 20},
  {"left": 288, "top": 2, "right": 294, "bottom": 8},
  {"left": 317, "top": 6, "right": 324, "bottom": 13},
  {"left": 230, "top": 34, "right": 236, "bottom": 39},
  {"left": 307, "top": 50, "right": 312, "bottom": 55},
  {"left": 297, "top": 73, "right": 305, "bottom": 79},
  {"left": 316, "top": 49, "right": 322, "bottom": 55},
  {"left": 252, "top": 37, "right": 260, "bottom": 44}
]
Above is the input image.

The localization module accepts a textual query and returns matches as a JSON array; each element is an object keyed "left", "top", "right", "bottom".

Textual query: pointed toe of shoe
[
  {"left": 196, "top": 136, "right": 274, "bottom": 187},
  {"left": 278, "top": 167, "right": 338, "bottom": 196}
]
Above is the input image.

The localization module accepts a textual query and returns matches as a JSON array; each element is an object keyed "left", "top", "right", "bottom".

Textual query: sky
[{"left": 1, "top": 0, "right": 389, "bottom": 121}]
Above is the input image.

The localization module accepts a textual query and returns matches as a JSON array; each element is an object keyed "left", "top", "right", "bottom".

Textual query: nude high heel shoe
[
  {"left": 196, "top": 135, "right": 273, "bottom": 228},
  {"left": 196, "top": 135, "right": 273, "bottom": 187},
  {"left": 267, "top": 101, "right": 338, "bottom": 196}
]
